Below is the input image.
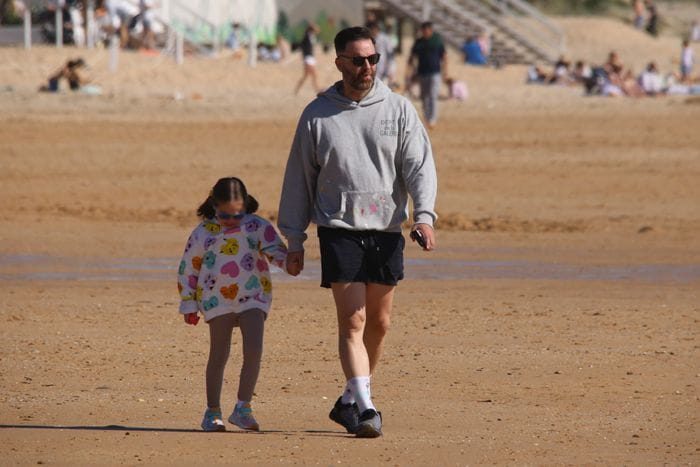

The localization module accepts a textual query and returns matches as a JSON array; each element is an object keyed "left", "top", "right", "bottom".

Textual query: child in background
[
  {"left": 178, "top": 177, "right": 288, "bottom": 432},
  {"left": 446, "top": 77, "right": 468, "bottom": 100}
]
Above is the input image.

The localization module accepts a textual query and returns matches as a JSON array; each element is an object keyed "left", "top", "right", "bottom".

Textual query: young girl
[{"left": 178, "top": 177, "right": 287, "bottom": 432}]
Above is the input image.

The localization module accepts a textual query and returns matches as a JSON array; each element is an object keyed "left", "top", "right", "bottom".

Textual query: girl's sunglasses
[
  {"left": 338, "top": 53, "right": 381, "bottom": 67},
  {"left": 216, "top": 211, "right": 246, "bottom": 220}
]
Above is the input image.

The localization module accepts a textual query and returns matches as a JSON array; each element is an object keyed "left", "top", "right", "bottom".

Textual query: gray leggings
[{"left": 206, "top": 309, "right": 265, "bottom": 408}]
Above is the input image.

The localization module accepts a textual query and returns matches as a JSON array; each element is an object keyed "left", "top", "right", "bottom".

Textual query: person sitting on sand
[
  {"left": 638, "top": 62, "right": 665, "bottom": 96},
  {"left": 601, "top": 51, "right": 643, "bottom": 97},
  {"left": 39, "top": 58, "right": 88, "bottom": 93},
  {"left": 526, "top": 65, "right": 549, "bottom": 84},
  {"left": 462, "top": 34, "right": 487, "bottom": 66},
  {"left": 571, "top": 60, "right": 592, "bottom": 84},
  {"left": 548, "top": 55, "right": 572, "bottom": 85},
  {"left": 603, "top": 51, "right": 625, "bottom": 78}
]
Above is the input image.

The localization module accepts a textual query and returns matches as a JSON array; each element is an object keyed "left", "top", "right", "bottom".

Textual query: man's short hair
[
  {"left": 421, "top": 21, "right": 433, "bottom": 30},
  {"left": 334, "top": 26, "right": 375, "bottom": 53}
]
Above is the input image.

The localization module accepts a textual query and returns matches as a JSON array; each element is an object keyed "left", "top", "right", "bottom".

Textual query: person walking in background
[
  {"left": 137, "top": 0, "right": 156, "bottom": 50},
  {"left": 278, "top": 26, "right": 438, "bottom": 438},
  {"left": 385, "top": 23, "right": 399, "bottom": 85},
  {"left": 690, "top": 20, "right": 700, "bottom": 42},
  {"left": 633, "top": 0, "right": 645, "bottom": 29},
  {"left": 407, "top": 22, "right": 447, "bottom": 129},
  {"left": 680, "top": 39, "right": 694, "bottom": 83},
  {"left": 368, "top": 21, "right": 395, "bottom": 87},
  {"left": 294, "top": 23, "right": 322, "bottom": 95},
  {"left": 178, "top": 177, "right": 288, "bottom": 432},
  {"left": 645, "top": 1, "right": 659, "bottom": 37}
]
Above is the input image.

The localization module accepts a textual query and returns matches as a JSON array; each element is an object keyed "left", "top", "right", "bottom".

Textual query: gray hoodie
[{"left": 278, "top": 78, "right": 437, "bottom": 252}]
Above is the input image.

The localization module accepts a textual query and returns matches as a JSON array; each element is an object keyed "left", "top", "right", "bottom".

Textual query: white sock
[
  {"left": 348, "top": 376, "right": 375, "bottom": 413},
  {"left": 340, "top": 381, "right": 355, "bottom": 405}
]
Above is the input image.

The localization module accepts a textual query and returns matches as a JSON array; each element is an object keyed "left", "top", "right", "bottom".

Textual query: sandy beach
[{"left": 1, "top": 16, "right": 699, "bottom": 465}]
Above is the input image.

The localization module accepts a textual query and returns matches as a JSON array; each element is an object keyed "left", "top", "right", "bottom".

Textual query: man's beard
[{"left": 349, "top": 70, "right": 375, "bottom": 91}]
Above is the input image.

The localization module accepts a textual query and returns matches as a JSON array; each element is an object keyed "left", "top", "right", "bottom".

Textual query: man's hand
[
  {"left": 411, "top": 224, "right": 436, "bottom": 251},
  {"left": 286, "top": 251, "right": 305, "bottom": 276}
]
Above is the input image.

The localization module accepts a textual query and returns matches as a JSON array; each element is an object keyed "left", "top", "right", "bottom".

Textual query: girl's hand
[{"left": 184, "top": 313, "right": 200, "bottom": 325}]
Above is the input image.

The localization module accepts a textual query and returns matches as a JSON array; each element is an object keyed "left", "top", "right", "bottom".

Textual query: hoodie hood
[{"left": 319, "top": 78, "right": 390, "bottom": 108}]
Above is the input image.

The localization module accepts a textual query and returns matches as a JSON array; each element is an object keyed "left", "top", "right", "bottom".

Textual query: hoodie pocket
[{"left": 340, "top": 191, "right": 397, "bottom": 229}]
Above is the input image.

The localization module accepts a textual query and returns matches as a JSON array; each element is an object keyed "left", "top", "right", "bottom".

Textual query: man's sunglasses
[
  {"left": 216, "top": 211, "right": 246, "bottom": 220},
  {"left": 338, "top": 53, "right": 381, "bottom": 67}
]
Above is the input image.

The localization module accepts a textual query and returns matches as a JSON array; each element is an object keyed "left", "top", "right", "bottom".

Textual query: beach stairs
[{"left": 379, "top": 0, "right": 565, "bottom": 64}]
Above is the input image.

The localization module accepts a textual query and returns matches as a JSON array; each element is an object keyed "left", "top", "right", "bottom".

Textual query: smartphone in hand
[{"left": 410, "top": 229, "right": 427, "bottom": 249}]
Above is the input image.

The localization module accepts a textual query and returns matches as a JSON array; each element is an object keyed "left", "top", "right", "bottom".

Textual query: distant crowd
[
  {"left": 526, "top": 40, "right": 698, "bottom": 97},
  {"left": 517, "top": 5, "right": 700, "bottom": 97},
  {"left": 17, "top": 2, "right": 700, "bottom": 103}
]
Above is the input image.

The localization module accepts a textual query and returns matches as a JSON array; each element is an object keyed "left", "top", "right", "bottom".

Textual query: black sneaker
[
  {"left": 355, "top": 409, "right": 382, "bottom": 438},
  {"left": 328, "top": 397, "right": 359, "bottom": 433}
]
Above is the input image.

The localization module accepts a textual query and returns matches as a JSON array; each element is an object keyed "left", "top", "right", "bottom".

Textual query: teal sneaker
[
  {"left": 228, "top": 403, "right": 260, "bottom": 431},
  {"left": 200, "top": 407, "right": 226, "bottom": 432}
]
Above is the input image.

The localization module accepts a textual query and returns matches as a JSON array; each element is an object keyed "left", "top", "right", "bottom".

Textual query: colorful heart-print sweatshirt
[{"left": 177, "top": 214, "right": 288, "bottom": 322}]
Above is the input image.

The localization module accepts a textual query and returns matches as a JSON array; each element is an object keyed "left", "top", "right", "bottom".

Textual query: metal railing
[{"left": 379, "top": 0, "right": 564, "bottom": 64}]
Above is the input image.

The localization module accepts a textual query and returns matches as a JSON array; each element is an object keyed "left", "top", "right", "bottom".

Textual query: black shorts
[{"left": 318, "top": 226, "right": 405, "bottom": 288}]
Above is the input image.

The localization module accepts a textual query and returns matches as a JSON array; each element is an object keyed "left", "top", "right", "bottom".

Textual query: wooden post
[
  {"left": 109, "top": 32, "right": 119, "bottom": 72},
  {"left": 86, "top": 0, "right": 95, "bottom": 49},
  {"left": 248, "top": 29, "right": 257, "bottom": 68},
  {"left": 176, "top": 32, "right": 184, "bottom": 65},
  {"left": 24, "top": 8, "right": 31, "bottom": 50},
  {"left": 55, "top": 5, "right": 63, "bottom": 48},
  {"left": 213, "top": 25, "right": 220, "bottom": 57}
]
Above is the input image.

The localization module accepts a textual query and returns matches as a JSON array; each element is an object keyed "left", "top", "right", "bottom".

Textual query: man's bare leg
[
  {"left": 364, "top": 283, "right": 395, "bottom": 374},
  {"left": 332, "top": 282, "right": 369, "bottom": 379}
]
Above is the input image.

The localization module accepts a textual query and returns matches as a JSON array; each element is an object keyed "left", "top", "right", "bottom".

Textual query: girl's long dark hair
[{"left": 197, "top": 177, "right": 259, "bottom": 219}]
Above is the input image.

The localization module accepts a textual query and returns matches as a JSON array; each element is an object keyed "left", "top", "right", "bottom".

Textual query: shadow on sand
[{"left": 0, "top": 424, "right": 346, "bottom": 437}]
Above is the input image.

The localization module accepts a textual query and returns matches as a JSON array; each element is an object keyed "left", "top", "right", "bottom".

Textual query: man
[
  {"left": 278, "top": 26, "right": 437, "bottom": 438},
  {"left": 138, "top": 0, "right": 155, "bottom": 50},
  {"left": 407, "top": 22, "right": 446, "bottom": 129},
  {"left": 368, "top": 21, "right": 395, "bottom": 87}
]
